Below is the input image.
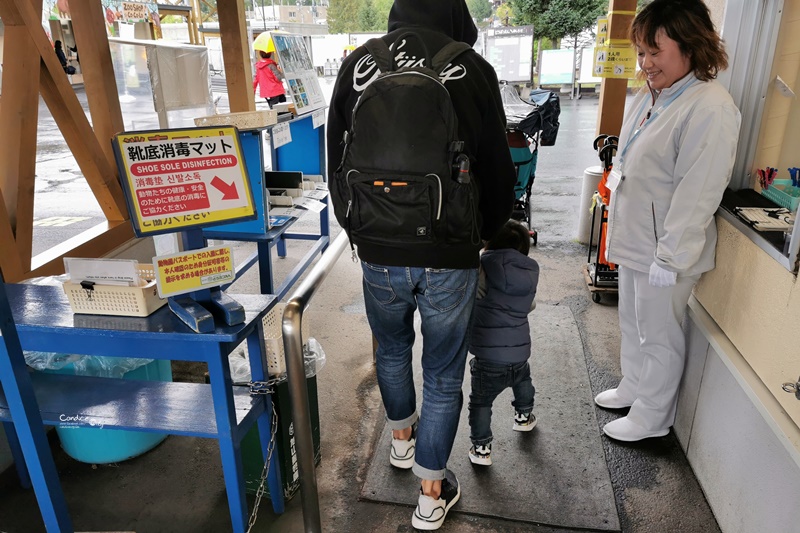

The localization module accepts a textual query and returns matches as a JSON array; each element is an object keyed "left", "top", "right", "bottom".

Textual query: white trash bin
[{"left": 576, "top": 166, "right": 605, "bottom": 245}]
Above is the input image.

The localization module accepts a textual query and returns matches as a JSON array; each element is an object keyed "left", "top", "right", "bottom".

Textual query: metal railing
[{"left": 281, "top": 230, "right": 349, "bottom": 533}]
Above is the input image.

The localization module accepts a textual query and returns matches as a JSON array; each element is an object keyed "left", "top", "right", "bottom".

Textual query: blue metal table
[{"left": 0, "top": 283, "right": 283, "bottom": 532}]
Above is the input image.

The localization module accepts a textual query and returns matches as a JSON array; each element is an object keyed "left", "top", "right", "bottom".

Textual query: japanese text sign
[
  {"left": 113, "top": 127, "right": 256, "bottom": 236},
  {"left": 154, "top": 246, "right": 235, "bottom": 298},
  {"left": 592, "top": 45, "right": 636, "bottom": 79}
]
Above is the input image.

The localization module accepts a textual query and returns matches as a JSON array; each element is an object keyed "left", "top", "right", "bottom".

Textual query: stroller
[{"left": 500, "top": 83, "right": 561, "bottom": 246}]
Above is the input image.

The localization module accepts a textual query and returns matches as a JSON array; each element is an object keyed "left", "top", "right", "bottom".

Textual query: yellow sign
[
  {"left": 592, "top": 45, "right": 637, "bottom": 79},
  {"left": 596, "top": 18, "right": 608, "bottom": 46},
  {"left": 113, "top": 127, "right": 256, "bottom": 236},
  {"left": 154, "top": 246, "right": 235, "bottom": 298}
]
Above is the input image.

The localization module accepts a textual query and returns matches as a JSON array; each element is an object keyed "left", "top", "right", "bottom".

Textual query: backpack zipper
[{"left": 345, "top": 169, "right": 442, "bottom": 220}]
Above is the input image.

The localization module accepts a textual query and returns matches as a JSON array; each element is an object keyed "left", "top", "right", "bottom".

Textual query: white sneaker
[
  {"left": 468, "top": 444, "right": 492, "bottom": 466},
  {"left": 389, "top": 425, "right": 415, "bottom": 469},
  {"left": 603, "top": 416, "right": 669, "bottom": 442},
  {"left": 411, "top": 469, "right": 460, "bottom": 530},
  {"left": 594, "top": 388, "right": 634, "bottom": 409},
  {"left": 513, "top": 411, "right": 537, "bottom": 432}
]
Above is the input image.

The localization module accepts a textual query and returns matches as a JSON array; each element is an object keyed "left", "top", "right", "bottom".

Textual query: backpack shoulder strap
[
  {"left": 364, "top": 38, "right": 394, "bottom": 73},
  {"left": 431, "top": 42, "right": 473, "bottom": 74}
]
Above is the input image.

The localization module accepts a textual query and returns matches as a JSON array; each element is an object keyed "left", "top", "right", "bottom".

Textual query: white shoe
[
  {"left": 603, "top": 416, "right": 669, "bottom": 442},
  {"left": 411, "top": 469, "right": 460, "bottom": 530},
  {"left": 594, "top": 388, "right": 633, "bottom": 409},
  {"left": 390, "top": 426, "right": 415, "bottom": 469}
]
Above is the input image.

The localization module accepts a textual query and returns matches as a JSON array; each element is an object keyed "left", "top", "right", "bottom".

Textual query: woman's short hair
[
  {"left": 486, "top": 220, "right": 531, "bottom": 256},
  {"left": 631, "top": 0, "right": 728, "bottom": 81}
]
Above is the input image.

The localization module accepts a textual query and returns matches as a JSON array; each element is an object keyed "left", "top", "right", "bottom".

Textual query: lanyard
[{"left": 619, "top": 79, "right": 698, "bottom": 164}]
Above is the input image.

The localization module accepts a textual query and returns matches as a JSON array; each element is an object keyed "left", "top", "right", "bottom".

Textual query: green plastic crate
[{"left": 761, "top": 179, "right": 800, "bottom": 212}]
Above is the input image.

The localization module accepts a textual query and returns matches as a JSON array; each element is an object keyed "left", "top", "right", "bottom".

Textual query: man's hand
[{"left": 648, "top": 261, "right": 677, "bottom": 288}]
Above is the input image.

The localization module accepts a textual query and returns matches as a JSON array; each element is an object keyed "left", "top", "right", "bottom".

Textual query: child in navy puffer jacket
[{"left": 468, "top": 219, "right": 540, "bottom": 466}]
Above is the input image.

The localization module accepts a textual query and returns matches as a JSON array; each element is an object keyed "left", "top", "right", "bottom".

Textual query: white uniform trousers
[{"left": 614, "top": 266, "right": 701, "bottom": 431}]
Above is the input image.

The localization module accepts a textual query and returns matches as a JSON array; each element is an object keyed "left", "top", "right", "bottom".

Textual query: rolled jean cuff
[
  {"left": 386, "top": 412, "right": 418, "bottom": 431},
  {"left": 412, "top": 462, "right": 445, "bottom": 481}
]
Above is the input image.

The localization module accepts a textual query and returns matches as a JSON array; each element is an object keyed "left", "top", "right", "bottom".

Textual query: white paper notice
[
  {"left": 271, "top": 123, "right": 292, "bottom": 148},
  {"left": 312, "top": 109, "right": 325, "bottom": 129},
  {"left": 64, "top": 257, "right": 140, "bottom": 286},
  {"left": 305, "top": 189, "right": 328, "bottom": 200},
  {"left": 295, "top": 197, "right": 327, "bottom": 213},
  {"left": 270, "top": 206, "right": 306, "bottom": 218}
]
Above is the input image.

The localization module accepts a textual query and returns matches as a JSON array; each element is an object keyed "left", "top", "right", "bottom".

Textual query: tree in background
[
  {"left": 328, "top": 0, "right": 361, "bottom": 33},
  {"left": 496, "top": 2, "right": 513, "bottom": 26},
  {"left": 467, "top": 0, "right": 492, "bottom": 24},
  {"left": 373, "top": 0, "right": 393, "bottom": 31},
  {"left": 511, "top": 0, "right": 605, "bottom": 87},
  {"left": 330, "top": 0, "right": 393, "bottom": 33},
  {"left": 358, "top": 0, "right": 380, "bottom": 31}
]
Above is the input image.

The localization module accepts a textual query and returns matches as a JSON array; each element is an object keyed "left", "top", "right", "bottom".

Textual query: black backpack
[{"left": 331, "top": 33, "right": 481, "bottom": 252}]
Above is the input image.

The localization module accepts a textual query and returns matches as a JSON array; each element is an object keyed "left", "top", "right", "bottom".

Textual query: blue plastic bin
[{"left": 47, "top": 359, "right": 172, "bottom": 464}]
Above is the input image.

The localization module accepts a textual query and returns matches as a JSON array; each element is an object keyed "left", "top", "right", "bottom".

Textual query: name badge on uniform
[{"left": 606, "top": 168, "right": 623, "bottom": 192}]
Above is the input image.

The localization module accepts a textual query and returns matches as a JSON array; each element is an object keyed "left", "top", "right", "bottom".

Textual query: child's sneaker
[
  {"left": 411, "top": 469, "right": 461, "bottom": 530},
  {"left": 390, "top": 424, "right": 415, "bottom": 469},
  {"left": 513, "top": 410, "right": 537, "bottom": 432},
  {"left": 468, "top": 443, "right": 492, "bottom": 466}
]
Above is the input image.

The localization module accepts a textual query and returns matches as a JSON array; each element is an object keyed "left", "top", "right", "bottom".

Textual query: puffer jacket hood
[
  {"left": 388, "top": 0, "right": 478, "bottom": 46},
  {"left": 481, "top": 249, "right": 537, "bottom": 297}
]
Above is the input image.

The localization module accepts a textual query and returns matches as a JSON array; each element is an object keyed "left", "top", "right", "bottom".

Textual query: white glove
[{"left": 649, "top": 261, "right": 677, "bottom": 288}]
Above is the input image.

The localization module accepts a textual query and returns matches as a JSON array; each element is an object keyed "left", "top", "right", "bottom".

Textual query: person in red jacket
[{"left": 253, "top": 50, "right": 286, "bottom": 108}]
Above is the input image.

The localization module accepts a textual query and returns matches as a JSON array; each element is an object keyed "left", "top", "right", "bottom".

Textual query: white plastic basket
[{"left": 62, "top": 265, "right": 167, "bottom": 317}]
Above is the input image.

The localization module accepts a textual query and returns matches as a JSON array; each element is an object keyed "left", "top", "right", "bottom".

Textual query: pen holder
[{"left": 760, "top": 179, "right": 800, "bottom": 212}]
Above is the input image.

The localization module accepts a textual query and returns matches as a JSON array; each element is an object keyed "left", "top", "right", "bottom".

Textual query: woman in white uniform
[{"left": 594, "top": 0, "right": 741, "bottom": 442}]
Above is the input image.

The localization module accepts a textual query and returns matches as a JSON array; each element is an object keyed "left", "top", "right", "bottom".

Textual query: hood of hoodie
[
  {"left": 388, "top": 0, "right": 478, "bottom": 46},
  {"left": 481, "top": 249, "right": 538, "bottom": 297}
]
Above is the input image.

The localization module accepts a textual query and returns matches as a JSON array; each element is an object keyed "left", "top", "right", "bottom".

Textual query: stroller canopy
[{"left": 500, "top": 83, "right": 561, "bottom": 146}]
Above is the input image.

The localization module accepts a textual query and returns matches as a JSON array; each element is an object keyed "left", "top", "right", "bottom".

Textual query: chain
[
  {"left": 246, "top": 398, "right": 279, "bottom": 533},
  {"left": 232, "top": 375, "right": 287, "bottom": 395}
]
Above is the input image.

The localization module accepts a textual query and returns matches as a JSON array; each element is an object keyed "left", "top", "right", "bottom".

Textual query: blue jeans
[
  {"left": 468, "top": 357, "right": 535, "bottom": 446},
  {"left": 361, "top": 262, "right": 478, "bottom": 480}
]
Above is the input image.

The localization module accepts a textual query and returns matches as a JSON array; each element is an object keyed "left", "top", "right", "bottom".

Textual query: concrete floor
[{"left": 0, "top": 94, "right": 721, "bottom": 532}]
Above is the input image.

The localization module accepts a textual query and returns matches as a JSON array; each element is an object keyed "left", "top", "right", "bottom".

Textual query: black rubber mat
[{"left": 360, "top": 304, "right": 621, "bottom": 531}]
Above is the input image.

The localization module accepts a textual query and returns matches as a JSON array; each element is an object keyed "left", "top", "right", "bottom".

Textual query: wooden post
[
  {"left": 69, "top": 0, "right": 125, "bottom": 172},
  {"left": 0, "top": 0, "right": 42, "bottom": 270},
  {"left": 596, "top": 0, "right": 637, "bottom": 136},
  {"left": 217, "top": 0, "right": 255, "bottom": 112}
]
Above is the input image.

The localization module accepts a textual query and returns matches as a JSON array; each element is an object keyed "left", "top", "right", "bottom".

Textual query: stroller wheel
[
  {"left": 530, "top": 230, "right": 538, "bottom": 246},
  {"left": 592, "top": 292, "right": 602, "bottom": 303}
]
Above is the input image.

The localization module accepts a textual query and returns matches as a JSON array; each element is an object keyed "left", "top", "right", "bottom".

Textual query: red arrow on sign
[{"left": 210, "top": 176, "right": 239, "bottom": 200}]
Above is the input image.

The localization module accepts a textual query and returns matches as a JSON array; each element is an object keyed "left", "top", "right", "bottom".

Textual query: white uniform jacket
[{"left": 606, "top": 74, "right": 741, "bottom": 275}]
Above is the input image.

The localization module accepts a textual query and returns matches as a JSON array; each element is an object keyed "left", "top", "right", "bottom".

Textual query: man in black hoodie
[{"left": 327, "top": 1, "right": 515, "bottom": 529}]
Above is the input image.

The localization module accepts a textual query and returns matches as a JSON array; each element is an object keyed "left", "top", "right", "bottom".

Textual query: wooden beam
[
  {"left": 27, "top": 221, "right": 135, "bottom": 280},
  {"left": 218, "top": 0, "right": 255, "bottom": 112},
  {"left": 2, "top": 0, "right": 129, "bottom": 223},
  {"left": 596, "top": 0, "right": 638, "bottom": 136},
  {"left": 0, "top": 189, "right": 25, "bottom": 282},
  {"left": 69, "top": 0, "right": 125, "bottom": 170},
  {"left": 0, "top": 0, "right": 43, "bottom": 271}
]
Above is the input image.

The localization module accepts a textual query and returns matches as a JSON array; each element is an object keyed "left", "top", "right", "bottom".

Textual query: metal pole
[{"left": 282, "top": 231, "right": 349, "bottom": 533}]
